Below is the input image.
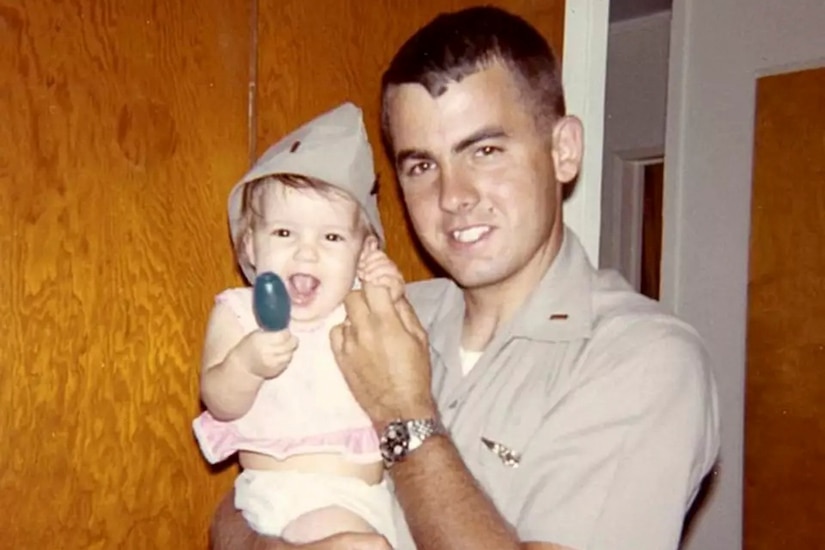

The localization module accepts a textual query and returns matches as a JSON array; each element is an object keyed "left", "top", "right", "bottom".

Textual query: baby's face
[{"left": 248, "top": 184, "right": 365, "bottom": 324}]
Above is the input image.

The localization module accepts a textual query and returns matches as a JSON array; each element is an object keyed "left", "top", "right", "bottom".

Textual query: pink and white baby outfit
[{"left": 193, "top": 288, "right": 396, "bottom": 543}]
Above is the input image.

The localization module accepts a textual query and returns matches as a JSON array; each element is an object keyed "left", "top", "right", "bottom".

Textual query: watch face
[{"left": 380, "top": 420, "right": 410, "bottom": 464}]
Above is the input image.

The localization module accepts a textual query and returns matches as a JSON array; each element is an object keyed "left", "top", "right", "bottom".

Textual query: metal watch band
[
  {"left": 407, "top": 418, "right": 445, "bottom": 450},
  {"left": 380, "top": 417, "right": 446, "bottom": 468}
]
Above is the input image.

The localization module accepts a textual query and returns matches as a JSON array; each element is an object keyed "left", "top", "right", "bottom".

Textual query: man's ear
[{"left": 551, "top": 115, "right": 584, "bottom": 185}]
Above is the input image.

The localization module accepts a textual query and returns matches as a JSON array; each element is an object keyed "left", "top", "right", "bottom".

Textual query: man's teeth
[{"left": 452, "top": 226, "right": 490, "bottom": 243}]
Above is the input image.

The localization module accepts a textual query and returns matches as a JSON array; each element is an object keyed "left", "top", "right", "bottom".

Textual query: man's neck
[{"left": 460, "top": 228, "right": 564, "bottom": 351}]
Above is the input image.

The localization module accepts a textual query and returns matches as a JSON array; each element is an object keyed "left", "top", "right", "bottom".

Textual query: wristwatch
[{"left": 379, "top": 417, "right": 447, "bottom": 469}]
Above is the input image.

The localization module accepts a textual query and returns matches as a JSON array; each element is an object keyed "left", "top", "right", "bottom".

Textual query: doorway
[
  {"left": 640, "top": 160, "right": 664, "bottom": 300},
  {"left": 606, "top": 153, "right": 666, "bottom": 299},
  {"left": 744, "top": 64, "right": 825, "bottom": 550}
]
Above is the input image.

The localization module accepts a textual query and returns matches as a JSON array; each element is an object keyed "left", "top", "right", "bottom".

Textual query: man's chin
[{"left": 449, "top": 267, "right": 506, "bottom": 292}]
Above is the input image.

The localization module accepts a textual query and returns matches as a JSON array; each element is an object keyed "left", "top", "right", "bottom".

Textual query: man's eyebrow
[
  {"left": 395, "top": 148, "right": 433, "bottom": 167},
  {"left": 452, "top": 126, "right": 508, "bottom": 154},
  {"left": 394, "top": 126, "right": 508, "bottom": 167}
]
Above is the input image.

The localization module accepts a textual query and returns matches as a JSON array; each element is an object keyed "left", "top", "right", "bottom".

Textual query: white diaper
[{"left": 234, "top": 469, "right": 397, "bottom": 546}]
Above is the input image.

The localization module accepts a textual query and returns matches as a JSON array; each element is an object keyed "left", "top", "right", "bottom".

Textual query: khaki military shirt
[{"left": 393, "top": 228, "right": 719, "bottom": 550}]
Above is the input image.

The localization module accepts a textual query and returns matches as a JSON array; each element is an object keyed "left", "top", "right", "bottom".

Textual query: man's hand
[{"left": 330, "top": 283, "right": 436, "bottom": 424}]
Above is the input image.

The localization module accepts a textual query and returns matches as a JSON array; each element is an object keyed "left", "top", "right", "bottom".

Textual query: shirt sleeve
[{"left": 513, "top": 321, "right": 720, "bottom": 550}]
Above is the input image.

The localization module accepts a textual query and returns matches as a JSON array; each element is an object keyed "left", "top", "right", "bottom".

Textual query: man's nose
[{"left": 438, "top": 168, "right": 480, "bottom": 214}]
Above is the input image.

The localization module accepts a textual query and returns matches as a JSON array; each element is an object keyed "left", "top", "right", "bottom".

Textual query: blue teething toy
[{"left": 253, "top": 272, "right": 291, "bottom": 331}]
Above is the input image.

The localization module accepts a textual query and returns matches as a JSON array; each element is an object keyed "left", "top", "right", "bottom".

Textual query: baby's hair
[{"left": 233, "top": 174, "right": 377, "bottom": 271}]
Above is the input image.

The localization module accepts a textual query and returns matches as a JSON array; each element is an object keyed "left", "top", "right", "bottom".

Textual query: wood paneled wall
[
  {"left": 0, "top": 1, "right": 565, "bottom": 547},
  {"left": 745, "top": 66, "right": 825, "bottom": 550},
  {"left": 0, "top": 1, "right": 248, "bottom": 547}
]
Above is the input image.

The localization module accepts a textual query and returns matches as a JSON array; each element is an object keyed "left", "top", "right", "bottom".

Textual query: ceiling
[{"left": 609, "top": 0, "right": 673, "bottom": 22}]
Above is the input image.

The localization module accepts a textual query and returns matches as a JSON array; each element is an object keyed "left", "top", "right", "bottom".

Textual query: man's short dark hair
[{"left": 380, "top": 5, "right": 566, "bottom": 152}]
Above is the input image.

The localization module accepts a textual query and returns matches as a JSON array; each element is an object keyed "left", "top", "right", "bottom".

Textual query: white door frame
[
  {"left": 561, "top": 0, "right": 610, "bottom": 267},
  {"left": 663, "top": 1, "right": 825, "bottom": 549},
  {"left": 609, "top": 147, "right": 665, "bottom": 291}
]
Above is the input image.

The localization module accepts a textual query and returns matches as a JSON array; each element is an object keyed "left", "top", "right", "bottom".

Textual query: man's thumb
[{"left": 329, "top": 323, "right": 345, "bottom": 356}]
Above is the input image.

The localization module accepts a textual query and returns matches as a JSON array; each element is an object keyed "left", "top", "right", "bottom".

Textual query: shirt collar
[
  {"left": 508, "top": 227, "right": 594, "bottom": 342},
  {"left": 428, "top": 226, "right": 595, "bottom": 358}
]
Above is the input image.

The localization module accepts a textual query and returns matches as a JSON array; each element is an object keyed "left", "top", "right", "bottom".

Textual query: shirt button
[{"left": 448, "top": 400, "right": 458, "bottom": 409}]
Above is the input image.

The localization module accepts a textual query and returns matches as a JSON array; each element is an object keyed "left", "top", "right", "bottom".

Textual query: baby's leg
[{"left": 282, "top": 505, "right": 376, "bottom": 544}]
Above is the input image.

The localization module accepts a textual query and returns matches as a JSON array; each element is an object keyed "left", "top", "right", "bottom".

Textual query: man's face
[{"left": 385, "top": 63, "right": 582, "bottom": 290}]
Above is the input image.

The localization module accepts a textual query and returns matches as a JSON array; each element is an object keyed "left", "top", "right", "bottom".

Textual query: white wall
[
  {"left": 600, "top": 11, "right": 671, "bottom": 282},
  {"left": 663, "top": 1, "right": 825, "bottom": 548},
  {"left": 562, "top": 0, "right": 610, "bottom": 266}
]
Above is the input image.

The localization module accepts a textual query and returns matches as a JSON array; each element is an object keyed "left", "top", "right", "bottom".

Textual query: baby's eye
[
  {"left": 325, "top": 233, "right": 344, "bottom": 242},
  {"left": 272, "top": 229, "right": 291, "bottom": 237}
]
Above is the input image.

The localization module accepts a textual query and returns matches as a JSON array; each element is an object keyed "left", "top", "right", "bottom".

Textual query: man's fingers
[
  {"left": 342, "top": 289, "right": 370, "bottom": 325},
  {"left": 329, "top": 323, "right": 345, "bottom": 356},
  {"left": 394, "top": 296, "right": 427, "bottom": 340}
]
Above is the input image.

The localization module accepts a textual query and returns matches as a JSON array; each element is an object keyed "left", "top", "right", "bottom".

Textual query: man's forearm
[{"left": 391, "top": 435, "right": 520, "bottom": 550}]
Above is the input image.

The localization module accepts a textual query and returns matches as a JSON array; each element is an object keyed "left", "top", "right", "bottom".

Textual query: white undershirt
[{"left": 459, "top": 347, "right": 483, "bottom": 376}]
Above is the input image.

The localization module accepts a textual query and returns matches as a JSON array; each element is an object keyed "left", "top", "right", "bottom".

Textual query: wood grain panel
[
  {"left": 744, "top": 66, "right": 825, "bottom": 550},
  {"left": 0, "top": 1, "right": 249, "bottom": 547},
  {"left": 256, "top": 0, "right": 566, "bottom": 282}
]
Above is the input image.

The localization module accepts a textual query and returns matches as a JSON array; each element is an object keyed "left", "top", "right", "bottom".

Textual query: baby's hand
[
  {"left": 357, "top": 248, "right": 405, "bottom": 302},
  {"left": 230, "top": 329, "right": 298, "bottom": 379}
]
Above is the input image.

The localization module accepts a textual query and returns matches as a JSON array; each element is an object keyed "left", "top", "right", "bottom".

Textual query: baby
[{"left": 193, "top": 103, "right": 403, "bottom": 545}]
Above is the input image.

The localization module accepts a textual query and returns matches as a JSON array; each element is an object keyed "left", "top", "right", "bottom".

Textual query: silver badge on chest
[{"left": 481, "top": 436, "right": 521, "bottom": 468}]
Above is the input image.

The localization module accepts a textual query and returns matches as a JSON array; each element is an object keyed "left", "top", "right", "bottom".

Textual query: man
[{"left": 211, "top": 6, "right": 719, "bottom": 550}]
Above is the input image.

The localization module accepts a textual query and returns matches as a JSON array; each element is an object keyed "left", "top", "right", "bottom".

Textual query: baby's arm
[
  {"left": 357, "top": 248, "right": 405, "bottom": 301},
  {"left": 200, "top": 299, "right": 298, "bottom": 421},
  {"left": 200, "top": 300, "right": 265, "bottom": 421}
]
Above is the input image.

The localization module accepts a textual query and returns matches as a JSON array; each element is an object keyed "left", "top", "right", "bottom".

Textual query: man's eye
[
  {"left": 408, "top": 161, "right": 433, "bottom": 177},
  {"left": 325, "top": 233, "right": 344, "bottom": 242},
  {"left": 272, "top": 229, "right": 290, "bottom": 237},
  {"left": 477, "top": 145, "right": 501, "bottom": 157}
]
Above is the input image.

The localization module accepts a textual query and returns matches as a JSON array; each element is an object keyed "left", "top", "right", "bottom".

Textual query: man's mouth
[{"left": 451, "top": 225, "right": 492, "bottom": 244}]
